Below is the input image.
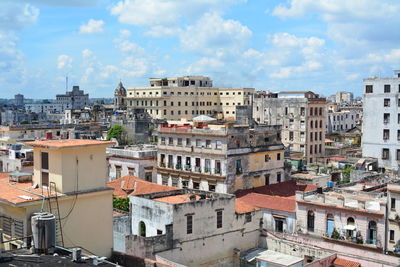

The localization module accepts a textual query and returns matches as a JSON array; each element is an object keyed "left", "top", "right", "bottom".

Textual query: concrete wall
[
  {"left": 262, "top": 210, "right": 296, "bottom": 234},
  {"left": 114, "top": 214, "right": 131, "bottom": 253},
  {"left": 130, "top": 196, "right": 173, "bottom": 237},
  {"left": 108, "top": 156, "right": 156, "bottom": 182}
]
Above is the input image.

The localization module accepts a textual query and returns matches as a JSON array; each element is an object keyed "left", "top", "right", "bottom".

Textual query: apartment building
[
  {"left": 125, "top": 76, "right": 254, "bottom": 121},
  {"left": 127, "top": 188, "right": 261, "bottom": 266},
  {"left": 327, "top": 110, "right": 358, "bottom": 134},
  {"left": 0, "top": 139, "right": 114, "bottom": 257},
  {"left": 387, "top": 183, "right": 400, "bottom": 252},
  {"left": 156, "top": 123, "right": 285, "bottom": 194},
  {"left": 335, "top": 91, "right": 354, "bottom": 104},
  {"left": 362, "top": 70, "right": 400, "bottom": 170},
  {"left": 253, "top": 91, "right": 327, "bottom": 164}
]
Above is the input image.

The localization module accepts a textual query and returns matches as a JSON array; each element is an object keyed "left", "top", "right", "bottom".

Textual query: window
[
  {"left": 365, "top": 85, "right": 373, "bottom": 93},
  {"left": 128, "top": 167, "right": 135, "bottom": 176},
  {"left": 265, "top": 154, "right": 270, "bottom": 162},
  {"left": 384, "top": 113, "right": 390, "bottom": 124},
  {"left": 384, "top": 98, "right": 390, "bottom": 107},
  {"left": 216, "top": 210, "right": 223, "bottom": 228},
  {"left": 367, "top": 221, "right": 377, "bottom": 245},
  {"left": 307, "top": 211, "right": 315, "bottom": 232},
  {"left": 205, "top": 140, "right": 211, "bottom": 148},
  {"left": 177, "top": 138, "right": 182, "bottom": 146},
  {"left": 289, "top": 131, "right": 294, "bottom": 141},
  {"left": 236, "top": 160, "right": 242, "bottom": 174},
  {"left": 384, "top": 84, "right": 391, "bottom": 93},
  {"left": 275, "top": 218, "right": 284, "bottom": 232},
  {"left": 382, "top": 148, "right": 390, "bottom": 160},
  {"left": 390, "top": 230, "right": 395, "bottom": 242},
  {"left": 398, "top": 130, "right": 400, "bottom": 141},
  {"left": 310, "top": 132, "right": 313, "bottom": 142},
  {"left": 115, "top": 166, "right": 122, "bottom": 179},
  {"left": 397, "top": 149, "right": 400, "bottom": 161},
  {"left": 277, "top": 153, "right": 281, "bottom": 161},
  {"left": 41, "top": 152, "right": 49, "bottom": 170},
  {"left": 245, "top": 213, "right": 252, "bottom": 223},
  {"left": 265, "top": 174, "right": 270, "bottom": 185},
  {"left": 391, "top": 198, "right": 396, "bottom": 210},
  {"left": 383, "top": 129, "right": 390, "bottom": 140},
  {"left": 215, "top": 160, "right": 221, "bottom": 174},
  {"left": 168, "top": 137, "right": 174, "bottom": 145},
  {"left": 196, "top": 139, "right": 202, "bottom": 147},
  {"left": 277, "top": 172, "right": 281, "bottom": 183},
  {"left": 216, "top": 140, "right": 222, "bottom": 149},
  {"left": 187, "top": 215, "right": 193, "bottom": 234},
  {"left": 186, "top": 138, "right": 191, "bottom": 146}
]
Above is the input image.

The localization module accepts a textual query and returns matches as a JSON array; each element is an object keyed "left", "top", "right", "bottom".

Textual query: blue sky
[{"left": 1, "top": 0, "right": 400, "bottom": 99}]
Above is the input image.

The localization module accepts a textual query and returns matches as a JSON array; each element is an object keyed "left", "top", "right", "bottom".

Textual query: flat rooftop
[
  {"left": 256, "top": 250, "right": 303, "bottom": 266},
  {"left": 25, "top": 139, "right": 115, "bottom": 149},
  {"left": 154, "top": 193, "right": 209, "bottom": 204},
  {"left": 291, "top": 173, "right": 329, "bottom": 180}
]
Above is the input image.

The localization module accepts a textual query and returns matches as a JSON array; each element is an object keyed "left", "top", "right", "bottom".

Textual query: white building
[
  {"left": 127, "top": 189, "right": 261, "bottom": 266},
  {"left": 107, "top": 145, "right": 157, "bottom": 182},
  {"left": 362, "top": 70, "right": 400, "bottom": 170},
  {"left": 327, "top": 110, "right": 358, "bottom": 134},
  {"left": 25, "top": 103, "right": 63, "bottom": 114}
]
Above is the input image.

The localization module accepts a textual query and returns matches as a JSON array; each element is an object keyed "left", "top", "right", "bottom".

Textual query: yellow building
[
  {"left": 126, "top": 76, "right": 254, "bottom": 121},
  {"left": 0, "top": 139, "right": 114, "bottom": 257}
]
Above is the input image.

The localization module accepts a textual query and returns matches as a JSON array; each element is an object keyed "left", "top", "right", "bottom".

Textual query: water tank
[
  {"left": 31, "top": 212, "right": 56, "bottom": 254},
  {"left": 327, "top": 181, "right": 333, "bottom": 188}
]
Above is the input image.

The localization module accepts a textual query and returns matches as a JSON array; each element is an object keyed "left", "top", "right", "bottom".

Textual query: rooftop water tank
[{"left": 31, "top": 212, "right": 56, "bottom": 254}]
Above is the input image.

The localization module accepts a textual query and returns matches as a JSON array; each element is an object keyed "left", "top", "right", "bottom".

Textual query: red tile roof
[
  {"left": 25, "top": 139, "right": 115, "bottom": 149},
  {"left": 107, "top": 175, "right": 177, "bottom": 198},
  {"left": 235, "top": 180, "right": 318, "bottom": 198},
  {"left": 238, "top": 193, "right": 296, "bottom": 213},
  {"left": 235, "top": 198, "right": 260, "bottom": 214},
  {"left": 154, "top": 194, "right": 200, "bottom": 204},
  {"left": 0, "top": 173, "right": 56, "bottom": 205},
  {"left": 333, "top": 258, "right": 360, "bottom": 267}
]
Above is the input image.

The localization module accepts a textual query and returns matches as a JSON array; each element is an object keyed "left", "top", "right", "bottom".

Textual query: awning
[
  {"left": 272, "top": 214, "right": 286, "bottom": 219},
  {"left": 344, "top": 225, "right": 356, "bottom": 230}
]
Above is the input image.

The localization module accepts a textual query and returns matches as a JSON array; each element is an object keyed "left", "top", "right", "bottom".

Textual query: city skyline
[{"left": 1, "top": 0, "right": 400, "bottom": 98}]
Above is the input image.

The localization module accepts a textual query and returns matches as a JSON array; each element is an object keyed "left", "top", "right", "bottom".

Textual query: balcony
[
  {"left": 175, "top": 164, "right": 182, "bottom": 170},
  {"left": 195, "top": 166, "right": 201, "bottom": 173},
  {"left": 184, "top": 164, "right": 191, "bottom": 171}
]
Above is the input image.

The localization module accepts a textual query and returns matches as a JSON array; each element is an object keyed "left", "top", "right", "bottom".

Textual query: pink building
[{"left": 296, "top": 189, "right": 386, "bottom": 250}]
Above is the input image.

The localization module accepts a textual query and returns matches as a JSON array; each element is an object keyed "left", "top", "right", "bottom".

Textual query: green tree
[
  {"left": 113, "top": 196, "right": 129, "bottom": 212},
  {"left": 107, "top": 125, "right": 124, "bottom": 141},
  {"left": 342, "top": 165, "right": 355, "bottom": 179}
]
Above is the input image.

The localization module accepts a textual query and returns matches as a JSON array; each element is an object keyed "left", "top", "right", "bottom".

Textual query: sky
[{"left": 1, "top": 0, "right": 400, "bottom": 99}]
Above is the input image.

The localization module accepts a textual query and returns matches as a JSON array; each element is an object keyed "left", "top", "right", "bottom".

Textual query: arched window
[
  {"left": 367, "top": 221, "right": 377, "bottom": 245},
  {"left": 307, "top": 211, "right": 315, "bottom": 232},
  {"left": 326, "top": 214, "right": 334, "bottom": 237},
  {"left": 139, "top": 221, "right": 146, "bottom": 237}
]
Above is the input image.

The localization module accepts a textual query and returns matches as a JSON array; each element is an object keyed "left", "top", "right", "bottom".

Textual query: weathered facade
[
  {"left": 253, "top": 91, "right": 326, "bottom": 164},
  {"left": 127, "top": 189, "right": 261, "bottom": 267},
  {"left": 156, "top": 123, "right": 285, "bottom": 194},
  {"left": 126, "top": 76, "right": 254, "bottom": 121},
  {"left": 363, "top": 70, "right": 400, "bottom": 170}
]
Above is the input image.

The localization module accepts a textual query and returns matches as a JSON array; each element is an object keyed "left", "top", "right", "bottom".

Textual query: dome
[{"left": 114, "top": 81, "right": 127, "bottom": 96}]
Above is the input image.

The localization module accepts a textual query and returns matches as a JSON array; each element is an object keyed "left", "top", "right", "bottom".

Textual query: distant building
[
  {"left": 110, "top": 108, "right": 151, "bottom": 143},
  {"left": 0, "top": 143, "right": 33, "bottom": 172},
  {"left": 114, "top": 81, "right": 127, "bottom": 110},
  {"left": 387, "top": 183, "right": 400, "bottom": 252},
  {"left": 14, "top": 94, "right": 24, "bottom": 107},
  {"left": 326, "top": 110, "right": 358, "bottom": 134},
  {"left": 56, "top": 85, "right": 89, "bottom": 111},
  {"left": 335, "top": 91, "right": 354, "bottom": 104},
  {"left": 25, "top": 102, "right": 63, "bottom": 114},
  {"left": 362, "top": 70, "right": 400, "bottom": 170},
  {"left": 157, "top": 123, "right": 285, "bottom": 193},
  {"left": 126, "top": 76, "right": 254, "bottom": 121},
  {"left": 107, "top": 145, "right": 157, "bottom": 182},
  {"left": 253, "top": 91, "right": 327, "bottom": 164}
]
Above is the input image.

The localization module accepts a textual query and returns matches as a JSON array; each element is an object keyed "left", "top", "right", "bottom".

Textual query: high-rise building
[
  {"left": 253, "top": 91, "right": 327, "bottom": 164},
  {"left": 125, "top": 76, "right": 254, "bottom": 121},
  {"left": 14, "top": 94, "right": 24, "bottom": 107},
  {"left": 56, "top": 86, "right": 89, "bottom": 111},
  {"left": 362, "top": 70, "right": 400, "bottom": 170}
]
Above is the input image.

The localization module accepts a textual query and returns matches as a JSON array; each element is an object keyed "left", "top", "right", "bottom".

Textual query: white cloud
[
  {"left": 180, "top": 12, "right": 252, "bottom": 56},
  {"left": 57, "top": 55, "right": 72, "bottom": 70},
  {"left": 144, "top": 25, "right": 180, "bottom": 37},
  {"left": 184, "top": 57, "right": 225, "bottom": 74},
  {"left": 111, "top": 0, "right": 245, "bottom": 26},
  {"left": 79, "top": 19, "right": 104, "bottom": 34},
  {"left": 0, "top": 3, "right": 39, "bottom": 30}
]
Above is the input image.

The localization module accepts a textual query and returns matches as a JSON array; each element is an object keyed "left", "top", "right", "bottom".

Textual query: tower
[{"left": 114, "top": 81, "right": 127, "bottom": 110}]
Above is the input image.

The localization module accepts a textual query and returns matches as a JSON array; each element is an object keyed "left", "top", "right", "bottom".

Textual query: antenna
[{"left": 66, "top": 75, "right": 68, "bottom": 93}]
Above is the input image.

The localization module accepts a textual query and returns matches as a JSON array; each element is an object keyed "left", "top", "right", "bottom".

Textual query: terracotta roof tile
[
  {"left": 238, "top": 193, "right": 296, "bottom": 213},
  {"left": 0, "top": 173, "right": 57, "bottom": 205},
  {"left": 107, "top": 175, "right": 177, "bottom": 198},
  {"left": 333, "top": 258, "right": 360, "bottom": 267},
  {"left": 25, "top": 139, "right": 115, "bottom": 149},
  {"left": 235, "top": 198, "right": 260, "bottom": 214}
]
